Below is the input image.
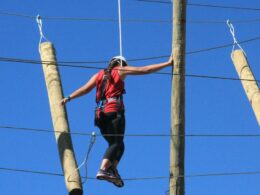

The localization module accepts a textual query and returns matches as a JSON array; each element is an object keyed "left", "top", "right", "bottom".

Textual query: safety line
[
  {"left": 1, "top": 166, "right": 260, "bottom": 180},
  {"left": 0, "top": 56, "right": 260, "bottom": 83},
  {"left": 0, "top": 10, "right": 168, "bottom": 23},
  {"left": 1, "top": 10, "right": 260, "bottom": 24},
  {"left": 1, "top": 34, "right": 260, "bottom": 64},
  {"left": 1, "top": 125, "right": 260, "bottom": 138},
  {"left": 137, "top": 0, "right": 260, "bottom": 11},
  {"left": 186, "top": 36, "right": 260, "bottom": 55},
  {"left": 118, "top": 0, "right": 123, "bottom": 66},
  {"left": 67, "top": 132, "right": 96, "bottom": 184},
  {"left": 188, "top": 2, "right": 260, "bottom": 11}
]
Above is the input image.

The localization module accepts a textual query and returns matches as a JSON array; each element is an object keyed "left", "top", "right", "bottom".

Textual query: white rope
[
  {"left": 226, "top": 19, "right": 247, "bottom": 59},
  {"left": 36, "top": 15, "right": 49, "bottom": 52},
  {"left": 118, "top": 0, "right": 123, "bottom": 67},
  {"left": 67, "top": 131, "right": 96, "bottom": 184}
]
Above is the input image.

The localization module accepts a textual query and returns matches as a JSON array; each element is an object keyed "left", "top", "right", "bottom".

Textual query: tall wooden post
[
  {"left": 39, "top": 42, "right": 83, "bottom": 195},
  {"left": 231, "top": 50, "right": 260, "bottom": 126},
  {"left": 170, "top": 0, "right": 186, "bottom": 195}
]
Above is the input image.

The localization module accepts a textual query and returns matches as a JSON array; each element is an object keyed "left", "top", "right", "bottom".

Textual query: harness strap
[
  {"left": 98, "top": 96, "right": 122, "bottom": 108},
  {"left": 100, "top": 73, "right": 108, "bottom": 102},
  {"left": 97, "top": 96, "right": 123, "bottom": 119},
  {"left": 96, "top": 70, "right": 124, "bottom": 119}
]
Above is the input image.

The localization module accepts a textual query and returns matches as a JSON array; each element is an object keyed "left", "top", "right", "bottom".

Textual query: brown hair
[{"left": 104, "top": 59, "right": 119, "bottom": 80}]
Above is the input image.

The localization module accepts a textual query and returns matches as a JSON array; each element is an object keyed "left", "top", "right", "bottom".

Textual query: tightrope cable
[{"left": 1, "top": 166, "right": 260, "bottom": 181}]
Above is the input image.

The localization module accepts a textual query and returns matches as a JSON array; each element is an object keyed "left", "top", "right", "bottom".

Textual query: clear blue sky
[{"left": 1, "top": 0, "right": 260, "bottom": 195}]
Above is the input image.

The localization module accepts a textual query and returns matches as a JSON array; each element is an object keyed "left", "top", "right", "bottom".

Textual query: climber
[{"left": 61, "top": 55, "right": 173, "bottom": 187}]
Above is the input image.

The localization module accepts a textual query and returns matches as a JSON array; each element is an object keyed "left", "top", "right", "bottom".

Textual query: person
[{"left": 61, "top": 56, "right": 173, "bottom": 187}]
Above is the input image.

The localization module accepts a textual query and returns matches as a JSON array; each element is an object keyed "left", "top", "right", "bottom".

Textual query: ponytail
[{"left": 104, "top": 60, "right": 119, "bottom": 80}]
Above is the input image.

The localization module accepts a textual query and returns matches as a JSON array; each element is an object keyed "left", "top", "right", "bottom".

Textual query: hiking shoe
[
  {"left": 96, "top": 169, "right": 117, "bottom": 182},
  {"left": 110, "top": 168, "right": 124, "bottom": 188}
]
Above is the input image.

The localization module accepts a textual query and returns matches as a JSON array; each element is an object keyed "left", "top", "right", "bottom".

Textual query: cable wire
[
  {"left": 1, "top": 34, "right": 260, "bottom": 63},
  {"left": 137, "top": 0, "right": 260, "bottom": 11},
  {"left": 188, "top": 2, "right": 260, "bottom": 11},
  {"left": 1, "top": 56, "right": 260, "bottom": 83},
  {"left": 1, "top": 10, "right": 260, "bottom": 24},
  {"left": 0, "top": 10, "right": 171, "bottom": 23},
  {"left": 1, "top": 125, "right": 260, "bottom": 138},
  {"left": 186, "top": 35, "right": 260, "bottom": 55},
  {"left": 1, "top": 166, "right": 260, "bottom": 181}
]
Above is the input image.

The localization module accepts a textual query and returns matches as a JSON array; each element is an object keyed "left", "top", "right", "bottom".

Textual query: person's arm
[
  {"left": 61, "top": 73, "right": 98, "bottom": 105},
  {"left": 118, "top": 57, "right": 173, "bottom": 79}
]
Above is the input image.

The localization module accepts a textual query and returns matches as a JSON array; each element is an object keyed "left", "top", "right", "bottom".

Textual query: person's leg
[
  {"left": 97, "top": 112, "right": 125, "bottom": 185},
  {"left": 97, "top": 112, "right": 114, "bottom": 170},
  {"left": 102, "top": 111, "right": 125, "bottom": 166},
  {"left": 100, "top": 158, "right": 112, "bottom": 171},
  {"left": 110, "top": 111, "right": 125, "bottom": 187},
  {"left": 113, "top": 111, "right": 125, "bottom": 166},
  {"left": 96, "top": 113, "right": 118, "bottom": 181},
  {"left": 101, "top": 112, "right": 125, "bottom": 162}
]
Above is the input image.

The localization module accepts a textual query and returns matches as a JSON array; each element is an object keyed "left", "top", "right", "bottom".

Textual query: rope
[
  {"left": 117, "top": 0, "right": 123, "bottom": 66},
  {"left": 1, "top": 56, "right": 260, "bottom": 83},
  {"left": 36, "top": 15, "right": 49, "bottom": 52},
  {"left": 67, "top": 132, "right": 96, "bottom": 184},
  {"left": 188, "top": 2, "right": 260, "bottom": 11},
  {"left": 226, "top": 19, "right": 247, "bottom": 59},
  {"left": 2, "top": 125, "right": 260, "bottom": 138},
  {"left": 3, "top": 10, "right": 260, "bottom": 24},
  {"left": 137, "top": 0, "right": 260, "bottom": 11},
  {"left": 2, "top": 166, "right": 260, "bottom": 180},
  {"left": 1, "top": 33, "right": 259, "bottom": 64}
]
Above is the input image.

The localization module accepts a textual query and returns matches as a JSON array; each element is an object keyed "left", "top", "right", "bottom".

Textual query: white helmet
[{"left": 110, "top": 56, "right": 128, "bottom": 66}]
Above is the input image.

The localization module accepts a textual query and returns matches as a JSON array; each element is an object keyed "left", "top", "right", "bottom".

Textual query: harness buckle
[{"left": 97, "top": 101, "right": 104, "bottom": 108}]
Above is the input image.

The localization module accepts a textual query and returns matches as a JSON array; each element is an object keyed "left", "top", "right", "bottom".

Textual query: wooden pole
[
  {"left": 170, "top": 0, "right": 186, "bottom": 195},
  {"left": 39, "top": 42, "right": 83, "bottom": 195},
  {"left": 231, "top": 49, "right": 260, "bottom": 126},
  {"left": 169, "top": 0, "right": 186, "bottom": 195}
]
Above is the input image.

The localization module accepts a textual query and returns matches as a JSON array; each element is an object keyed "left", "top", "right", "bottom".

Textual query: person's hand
[
  {"left": 168, "top": 55, "right": 174, "bottom": 65},
  {"left": 60, "top": 96, "right": 71, "bottom": 106}
]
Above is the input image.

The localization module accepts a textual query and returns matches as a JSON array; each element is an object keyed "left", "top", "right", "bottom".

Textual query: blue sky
[{"left": 1, "top": 0, "right": 260, "bottom": 195}]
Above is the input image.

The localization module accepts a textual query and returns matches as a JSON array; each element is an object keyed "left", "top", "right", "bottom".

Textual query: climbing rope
[{"left": 117, "top": 0, "right": 124, "bottom": 66}]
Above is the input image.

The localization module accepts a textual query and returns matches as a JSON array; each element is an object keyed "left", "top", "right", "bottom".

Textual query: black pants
[{"left": 96, "top": 111, "right": 125, "bottom": 162}]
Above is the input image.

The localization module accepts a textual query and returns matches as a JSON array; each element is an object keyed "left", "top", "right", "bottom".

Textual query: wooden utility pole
[
  {"left": 169, "top": 0, "right": 186, "bottom": 195},
  {"left": 39, "top": 42, "right": 83, "bottom": 195},
  {"left": 231, "top": 50, "right": 260, "bottom": 126}
]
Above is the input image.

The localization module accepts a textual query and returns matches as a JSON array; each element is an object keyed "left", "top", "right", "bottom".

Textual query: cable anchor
[
  {"left": 226, "top": 19, "right": 247, "bottom": 59},
  {"left": 36, "top": 15, "right": 49, "bottom": 52}
]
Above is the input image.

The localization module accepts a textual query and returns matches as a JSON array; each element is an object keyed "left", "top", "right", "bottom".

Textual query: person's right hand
[{"left": 168, "top": 55, "right": 174, "bottom": 65}]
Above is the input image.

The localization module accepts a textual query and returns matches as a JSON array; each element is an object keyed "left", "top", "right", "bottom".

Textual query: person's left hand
[{"left": 60, "top": 97, "right": 70, "bottom": 106}]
